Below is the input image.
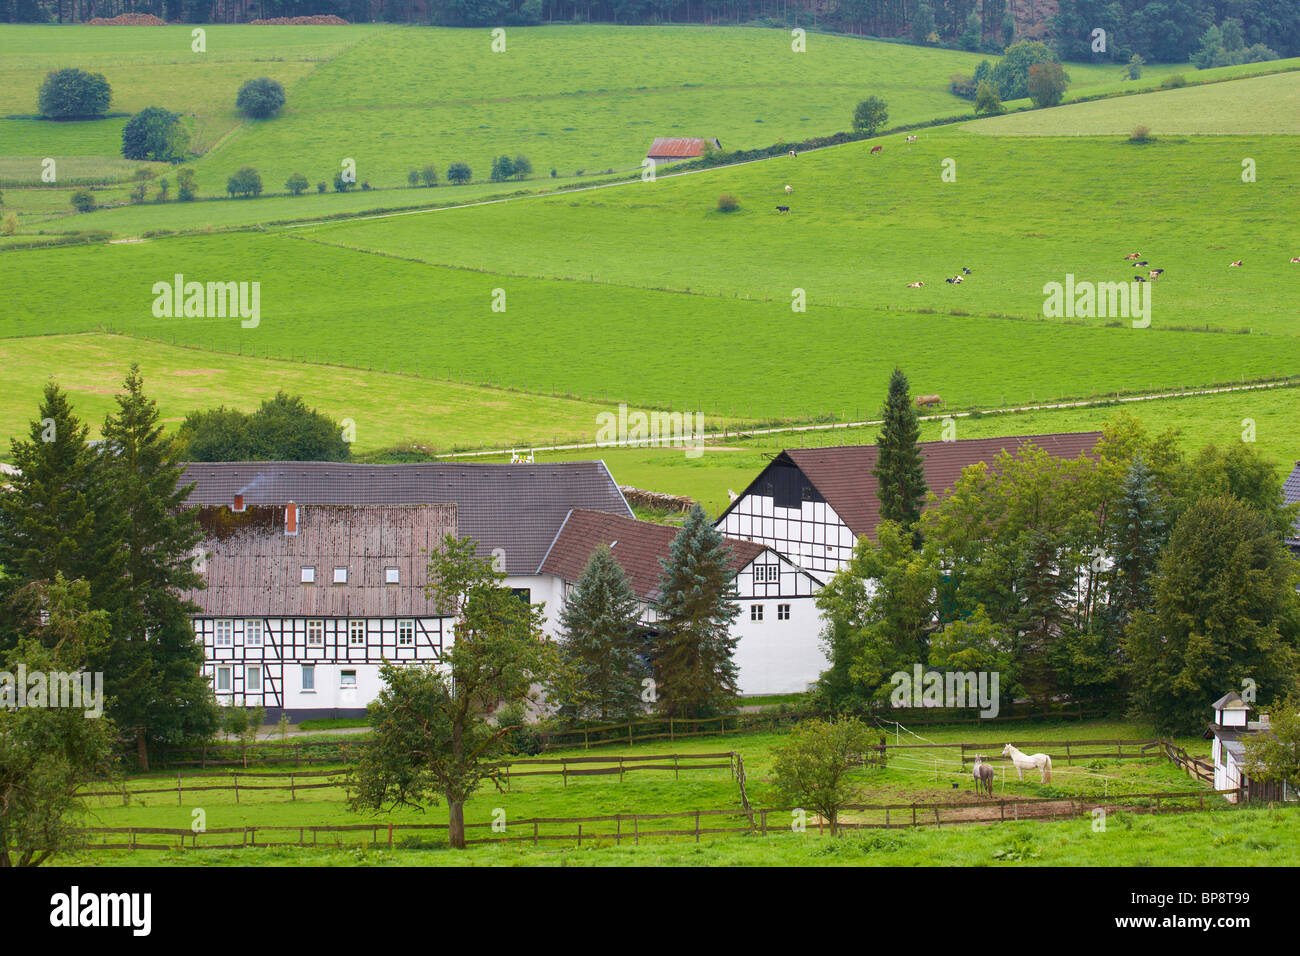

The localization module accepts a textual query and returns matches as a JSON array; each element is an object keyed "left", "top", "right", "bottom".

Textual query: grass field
[{"left": 63, "top": 718, "right": 1300, "bottom": 867}]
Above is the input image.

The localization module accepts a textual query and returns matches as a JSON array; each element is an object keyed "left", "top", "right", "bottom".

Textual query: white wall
[{"left": 732, "top": 596, "right": 826, "bottom": 696}]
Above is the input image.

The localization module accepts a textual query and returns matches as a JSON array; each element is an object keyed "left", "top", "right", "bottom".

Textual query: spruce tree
[
  {"left": 98, "top": 365, "right": 218, "bottom": 768},
  {"left": 1105, "top": 454, "right": 1166, "bottom": 632},
  {"left": 554, "top": 546, "right": 647, "bottom": 723},
  {"left": 0, "top": 383, "right": 124, "bottom": 648},
  {"left": 873, "top": 368, "right": 928, "bottom": 542},
  {"left": 651, "top": 506, "right": 741, "bottom": 719}
]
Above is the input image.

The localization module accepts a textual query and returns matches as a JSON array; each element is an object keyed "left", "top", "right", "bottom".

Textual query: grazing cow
[
  {"left": 1134, "top": 275, "right": 1146, "bottom": 282},
  {"left": 871, "top": 145, "right": 883, "bottom": 154},
  {"left": 784, "top": 184, "right": 793, "bottom": 195},
  {"left": 1230, "top": 260, "right": 1243, "bottom": 267},
  {"left": 775, "top": 205, "right": 790, "bottom": 214},
  {"left": 789, "top": 149, "right": 797, "bottom": 159},
  {"left": 906, "top": 135, "right": 917, "bottom": 143},
  {"left": 915, "top": 394, "right": 942, "bottom": 407},
  {"left": 1291, "top": 257, "right": 1300, "bottom": 263},
  {"left": 951, "top": 274, "right": 963, "bottom": 283},
  {"left": 1150, "top": 267, "right": 1164, "bottom": 276},
  {"left": 961, "top": 267, "right": 972, "bottom": 275},
  {"left": 1124, "top": 252, "right": 1141, "bottom": 260},
  {"left": 1136, "top": 260, "right": 1148, "bottom": 266},
  {"left": 946, "top": 277, "right": 957, "bottom": 283},
  {"left": 906, "top": 281, "right": 925, "bottom": 288}
]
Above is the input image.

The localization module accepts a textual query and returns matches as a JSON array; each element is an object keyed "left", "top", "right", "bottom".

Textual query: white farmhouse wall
[{"left": 720, "top": 493, "right": 856, "bottom": 577}]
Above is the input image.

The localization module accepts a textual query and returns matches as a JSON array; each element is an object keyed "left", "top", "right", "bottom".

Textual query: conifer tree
[
  {"left": 98, "top": 365, "right": 218, "bottom": 769},
  {"left": 651, "top": 506, "right": 741, "bottom": 718},
  {"left": 1104, "top": 454, "right": 1166, "bottom": 632},
  {"left": 553, "top": 546, "right": 647, "bottom": 723},
  {"left": 0, "top": 383, "right": 124, "bottom": 648},
  {"left": 873, "top": 368, "right": 928, "bottom": 542}
]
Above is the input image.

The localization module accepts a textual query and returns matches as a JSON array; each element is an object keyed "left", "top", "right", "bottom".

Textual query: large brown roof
[
  {"left": 178, "top": 461, "right": 631, "bottom": 575},
  {"left": 723, "top": 432, "right": 1102, "bottom": 540},
  {"left": 646, "top": 137, "right": 717, "bottom": 158},
  {"left": 539, "top": 508, "right": 766, "bottom": 604},
  {"left": 185, "top": 503, "right": 457, "bottom": 617}
]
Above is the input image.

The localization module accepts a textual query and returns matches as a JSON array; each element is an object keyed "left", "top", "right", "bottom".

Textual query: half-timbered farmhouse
[
  {"left": 181, "top": 461, "right": 634, "bottom": 719},
  {"left": 539, "top": 509, "right": 824, "bottom": 694},
  {"left": 716, "top": 433, "right": 1102, "bottom": 578}
]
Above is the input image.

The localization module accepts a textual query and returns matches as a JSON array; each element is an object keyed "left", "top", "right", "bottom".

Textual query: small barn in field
[
  {"left": 645, "top": 137, "right": 721, "bottom": 164},
  {"left": 1207, "top": 691, "right": 1295, "bottom": 803}
]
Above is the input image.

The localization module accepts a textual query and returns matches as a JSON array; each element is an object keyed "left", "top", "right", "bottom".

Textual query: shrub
[
  {"left": 852, "top": 96, "right": 889, "bottom": 134},
  {"left": 176, "top": 167, "right": 197, "bottom": 201},
  {"left": 121, "top": 106, "right": 186, "bottom": 162},
  {"left": 949, "top": 73, "right": 977, "bottom": 99},
  {"left": 1160, "top": 74, "right": 1188, "bottom": 89},
  {"left": 513, "top": 154, "right": 533, "bottom": 178},
  {"left": 447, "top": 162, "right": 472, "bottom": 185},
  {"left": 490, "top": 155, "right": 515, "bottom": 182},
  {"left": 70, "top": 189, "right": 95, "bottom": 213},
  {"left": 1026, "top": 61, "right": 1069, "bottom": 107},
  {"left": 38, "top": 68, "right": 111, "bottom": 119},
  {"left": 332, "top": 171, "right": 353, "bottom": 192},
  {"left": 226, "top": 166, "right": 263, "bottom": 198},
  {"left": 420, "top": 164, "right": 437, "bottom": 186},
  {"left": 1129, "top": 125, "right": 1154, "bottom": 143},
  {"left": 316, "top": 181, "right": 327, "bottom": 193},
  {"left": 1, "top": 212, "right": 16, "bottom": 236},
  {"left": 716, "top": 193, "right": 740, "bottom": 212},
  {"left": 236, "top": 77, "right": 286, "bottom": 119},
  {"left": 407, "top": 169, "right": 420, "bottom": 186},
  {"left": 974, "top": 82, "right": 1004, "bottom": 115},
  {"left": 285, "top": 172, "right": 309, "bottom": 195},
  {"left": 1124, "top": 54, "right": 1144, "bottom": 80},
  {"left": 157, "top": 177, "right": 170, "bottom": 201},
  {"left": 991, "top": 41, "right": 1057, "bottom": 100}
]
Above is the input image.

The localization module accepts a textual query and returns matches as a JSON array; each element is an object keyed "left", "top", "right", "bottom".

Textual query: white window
[
  {"left": 333, "top": 567, "right": 348, "bottom": 584},
  {"left": 301, "top": 664, "right": 315, "bottom": 692},
  {"left": 245, "top": 665, "right": 261, "bottom": 692},
  {"left": 349, "top": 620, "right": 366, "bottom": 646},
  {"left": 398, "top": 620, "right": 415, "bottom": 646},
  {"left": 306, "top": 620, "right": 324, "bottom": 646},
  {"left": 215, "top": 666, "right": 232, "bottom": 692},
  {"left": 385, "top": 567, "right": 400, "bottom": 584},
  {"left": 778, "top": 604, "right": 791, "bottom": 621},
  {"left": 340, "top": 669, "right": 357, "bottom": 688},
  {"left": 757, "top": 564, "right": 779, "bottom": 583},
  {"left": 215, "top": 619, "right": 233, "bottom": 646},
  {"left": 244, "top": 619, "right": 263, "bottom": 646},
  {"left": 751, "top": 604, "right": 763, "bottom": 621},
  {"left": 301, "top": 566, "right": 316, "bottom": 584}
]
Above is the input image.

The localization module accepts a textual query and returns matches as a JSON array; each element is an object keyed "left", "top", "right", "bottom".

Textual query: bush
[
  {"left": 974, "top": 81, "right": 1004, "bottom": 115},
  {"left": 407, "top": 169, "right": 420, "bottom": 186},
  {"left": 949, "top": 73, "right": 977, "bottom": 99},
  {"left": 316, "top": 181, "right": 327, "bottom": 193},
  {"left": 420, "top": 164, "right": 437, "bottom": 186},
  {"left": 1, "top": 212, "right": 16, "bottom": 236},
  {"left": 285, "top": 172, "right": 309, "bottom": 195},
  {"left": 1026, "top": 61, "right": 1069, "bottom": 108},
  {"left": 176, "top": 391, "right": 352, "bottom": 462},
  {"left": 332, "top": 171, "right": 353, "bottom": 192},
  {"left": 121, "top": 106, "right": 187, "bottom": 162},
  {"left": 490, "top": 155, "right": 515, "bottom": 182},
  {"left": 1129, "top": 125, "right": 1154, "bottom": 143},
  {"left": 447, "top": 161, "right": 472, "bottom": 185},
  {"left": 1160, "top": 74, "right": 1188, "bottom": 89},
  {"left": 716, "top": 193, "right": 740, "bottom": 212},
  {"left": 513, "top": 154, "right": 533, "bottom": 178},
  {"left": 226, "top": 166, "right": 263, "bottom": 198},
  {"left": 38, "top": 68, "right": 111, "bottom": 119},
  {"left": 176, "top": 167, "right": 197, "bottom": 201},
  {"left": 236, "top": 77, "right": 286, "bottom": 119},
  {"left": 852, "top": 96, "right": 889, "bottom": 135},
  {"left": 1124, "top": 54, "right": 1144, "bottom": 80},
  {"left": 70, "top": 189, "right": 95, "bottom": 213},
  {"left": 991, "top": 41, "right": 1057, "bottom": 100}
]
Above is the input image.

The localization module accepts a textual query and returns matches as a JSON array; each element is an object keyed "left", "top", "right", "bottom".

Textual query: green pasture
[
  {"left": 0, "top": 333, "right": 630, "bottom": 455},
  {"left": 308, "top": 124, "right": 1300, "bottom": 335},
  {"left": 64, "top": 717, "right": 1283, "bottom": 867}
]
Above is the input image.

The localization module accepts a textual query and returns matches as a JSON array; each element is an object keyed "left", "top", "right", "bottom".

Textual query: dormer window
[
  {"left": 301, "top": 566, "right": 315, "bottom": 584},
  {"left": 385, "top": 567, "right": 400, "bottom": 584},
  {"left": 333, "top": 567, "right": 348, "bottom": 585}
]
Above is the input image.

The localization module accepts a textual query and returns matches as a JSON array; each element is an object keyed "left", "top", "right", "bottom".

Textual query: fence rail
[{"left": 74, "top": 786, "right": 1248, "bottom": 853}]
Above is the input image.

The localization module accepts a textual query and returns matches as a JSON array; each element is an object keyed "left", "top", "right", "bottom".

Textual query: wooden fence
[
  {"left": 1151, "top": 739, "right": 1216, "bottom": 786},
  {"left": 80, "top": 753, "right": 748, "bottom": 805},
  {"left": 75, "top": 786, "right": 1249, "bottom": 853}
]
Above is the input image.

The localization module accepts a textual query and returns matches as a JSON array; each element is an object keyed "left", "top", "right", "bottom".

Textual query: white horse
[{"left": 1002, "top": 744, "right": 1052, "bottom": 783}]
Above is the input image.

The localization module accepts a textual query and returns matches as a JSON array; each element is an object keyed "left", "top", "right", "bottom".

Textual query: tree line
[
  {"left": 7, "top": 0, "right": 1299, "bottom": 64},
  {"left": 815, "top": 369, "right": 1300, "bottom": 735}
]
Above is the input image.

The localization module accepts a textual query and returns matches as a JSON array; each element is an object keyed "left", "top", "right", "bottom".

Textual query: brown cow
[{"left": 915, "top": 394, "right": 942, "bottom": 407}]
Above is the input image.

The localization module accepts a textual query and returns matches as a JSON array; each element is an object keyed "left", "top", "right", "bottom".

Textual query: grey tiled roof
[
  {"left": 1284, "top": 462, "right": 1300, "bottom": 546},
  {"left": 178, "top": 461, "right": 632, "bottom": 575}
]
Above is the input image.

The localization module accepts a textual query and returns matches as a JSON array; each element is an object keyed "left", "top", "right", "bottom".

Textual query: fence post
[
  {"left": 388, "top": 823, "right": 394, "bottom": 849},
  {"left": 290, "top": 773, "right": 296, "bottom": 801},
  {"left": 233, "top": 773, "right": 239, "bottom": 804},
  {"left": 533, "top": 821, "right": 539, "bottom": 846},
  {"left": 177, "top": 773, "right": 182, "bottom": 806},
  {"left": 695, "top": 811, "right": 701, "bottom": 843},
  {"left": 761, "top": 810, "right": 767, "bottom": 836},
  {"left": 577, "top": 824, "right": 582, "bottom": 847},
  {"left": 634, "top": 815, "right": 639, "bottom": 845}
]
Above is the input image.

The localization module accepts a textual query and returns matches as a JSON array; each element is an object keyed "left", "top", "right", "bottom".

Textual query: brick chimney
[
  {"left": 285, "top": 501, "right": 299, "bottom": 536},
  {"left": 232, "top": 493, "right": 245, "bottom": 513}
]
